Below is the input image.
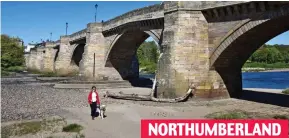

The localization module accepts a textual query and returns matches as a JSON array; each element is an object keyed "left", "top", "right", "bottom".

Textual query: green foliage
[
  {"left": 206, "top": 110, "right": 289, "bottom": 120},
  {"left": 27, "top": 69, "right": 42, "bottom": 74},
  {"left": 247, "top": 44, "right": 289, "bottom": 67},
  {"left": 243, "top": 62, "right": 289, "bottom": 68},
  {"left": 137, "top": 41, "right": 159, "bottom": 74},
  {"left": 62, "top": 123, "right": 83, "bottom": 133},
  {"left": 79, "top": 134, "right": 85, "bottom": 138},
  {"left": 1, "top": 121, "right": 42, "bottom": 137},
  {"left": 39, "top": 72, "right": 59, "bottom": 77},
  {"left": 1, "top": 118, "right": 65, "bottom": 138},
  {"left": 206, "top": 110, "right": 249, "bottom": 119},
  {"left": 273, "top": 114, "right": 289, "bottom": 120},
  {"left": 282, "top": 88, "right": 289, "bottom": 94},
  {"left": 6, "top": 66, "right": 25, "bottom": 72},
  {"left": 1, "top": 70, "right": 10, "bottom": 76},
  {"left": 1, "top": 34, "right": 25, "bottom": 73}
]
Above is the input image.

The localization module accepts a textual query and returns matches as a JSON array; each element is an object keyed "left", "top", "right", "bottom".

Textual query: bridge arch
[
  {"left": 209, "top": 5, "right": 289, "bottom": 97},
  {"left": 104, "top": 30, "right": 161, "bottom": 80},
  {"left": 70, "top": 43, "right": 85, "bottom": 67}
]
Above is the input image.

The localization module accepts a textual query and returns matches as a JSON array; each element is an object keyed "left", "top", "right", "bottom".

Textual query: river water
[{"left": 140, "top": 71, "right": 289, "bottom": 89}]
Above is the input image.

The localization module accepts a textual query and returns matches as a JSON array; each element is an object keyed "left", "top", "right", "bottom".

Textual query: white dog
[{"left": 99, "top": 104, "right": 106, "bottom": 119}]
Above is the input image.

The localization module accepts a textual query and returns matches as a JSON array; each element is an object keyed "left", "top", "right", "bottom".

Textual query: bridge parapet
[
  {"left": 102, "top": 3, "right": 164, "bottom": 33},
  {"left": 36, "top": 47, "right": 45, "bottom": 52},
  {"left": 45, "top": 41, "right": 58, "bottom": 48},
  {"left": 55, "top": 40, "right": 60, "bottom": 46},
  {"left": 201, "top": 1, "right": 289, "bottom": 22},
  {"left": 69, "top": 29, "right": 87, "bottom": 42}
]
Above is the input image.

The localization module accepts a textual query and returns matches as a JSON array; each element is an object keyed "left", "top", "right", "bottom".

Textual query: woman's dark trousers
[{"left": 90, "top": 102, "right": 97, "bottom": 117}]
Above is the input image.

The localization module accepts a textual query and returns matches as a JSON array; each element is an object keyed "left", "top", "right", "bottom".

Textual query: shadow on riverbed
[
  {"left": 239, "top": 90, "right": 289, "bottom": 107},
  {"left": 128, "top": 77, "right": 153, "bottom": 88}
]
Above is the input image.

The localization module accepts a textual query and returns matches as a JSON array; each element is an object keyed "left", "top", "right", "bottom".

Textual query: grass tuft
[
  {"left": 6, "top": 66, "right": 25, "bottom": 72},
  {"left": 39, "top": 72, "right": 59, "bottom": 77},
  {"left": 27, "top": 69, "right": 42, "bottom": 74},
  {"left": 1, "top": 70, "right": 10, "bottom": 76},
  {"left": 1, "top": 118, "right": 65, "bottom": 138},
  {"left": 206, "top": 110, "right": 289, "bottom": 121},
  {"left": 273, "top": 114, "right": 289, "bottom": 120},
  {"left": 1, "top": 121, "right": 41, "bottom": 138},
  {"left": 62, "top": 123, "right": 83, "bottom": 133},
  {"left": 79, "top": 133, "right": 85, "bottom": 138},
  {"left": 282, "top": 88, "right": 289, "bottom": 94},
  {"left": 205, "top": 110, "right": 249, "bottom": 119}
]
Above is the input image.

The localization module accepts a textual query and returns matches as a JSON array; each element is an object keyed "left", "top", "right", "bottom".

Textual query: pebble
[
  {"left": 1, "top": 77, "right": 88, "bottom": 122},
  {"left": 2, "top": 73, "right": 289, "bottom": 122}
]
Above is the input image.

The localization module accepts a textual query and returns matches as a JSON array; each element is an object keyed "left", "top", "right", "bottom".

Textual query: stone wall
[
  {"left": 80, "top": 23, "right": 121, "bottom": 80},
  {"left": 69, "top": 29, "right": 86, "bottom": 43},
  {"left": 27, "top": 50, "right": 37, "bottom": 70},
  {"left": 156, "top": 2, "right": 228, "bottom": 99},
  {"left": 103, "top": 3, "right": 164, "bottom": 31},
  {"left": 210, "top": 4, "right": 289, "bottom": 97},
  {"left": 24, "top": 53, "right": 30, "bottom": 69},
  {"left": 54, "top": 36, "right": 79, "bottom": 75},
  {"left": 35, "top": 47, "right": 45, "bottom": 71},
  {"left": 43, "top": 42, "right": 58, "bottom": 72},
  {"left": 23, "top": 1, "right": 289, "bottom": 100}
]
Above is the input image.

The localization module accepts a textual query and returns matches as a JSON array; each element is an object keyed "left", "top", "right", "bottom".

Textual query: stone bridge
[{"left": 25, "top": 1, "right": 289, "bottom": 99}]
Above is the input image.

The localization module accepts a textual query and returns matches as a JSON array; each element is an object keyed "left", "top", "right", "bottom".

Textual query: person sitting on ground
[{"left": 87, "top": 86, "right": 100, "bottom": 120}]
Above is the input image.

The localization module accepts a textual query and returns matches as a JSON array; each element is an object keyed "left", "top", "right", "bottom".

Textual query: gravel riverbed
[
  {"left": 2, "top": 74, "right": 289, "bottom": 123},
  {"left": 1, "top": 83, "right": 88, "bottom": 122}
]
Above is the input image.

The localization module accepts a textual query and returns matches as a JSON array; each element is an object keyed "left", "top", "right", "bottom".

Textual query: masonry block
[
  {"left": 80, "top": 23, "right": 121, "bottom": 80},
  {"left": 54, "top": 36, "right": 78, "bottom": 75},
  {"left": 35, "top": 48, "right": 45, "bottom": 71},
  {"left": 156, "top": 6, "right": 229, "bottom": 99},
  {"left": 43, "top": 42, "right": 57, "bottom": 72}
]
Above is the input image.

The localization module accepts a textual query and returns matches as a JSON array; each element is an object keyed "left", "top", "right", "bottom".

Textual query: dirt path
[
  {"left": 59, "top": 103, "right": 214, "bottom": 138},
  {"left": 58, "top": 97, "right": 289, "bottom": 138},
  {"left": 2, "top": 83, "right": 289, "bottom": 138}
]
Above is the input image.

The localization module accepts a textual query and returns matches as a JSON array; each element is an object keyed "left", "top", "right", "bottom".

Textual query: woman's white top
[{"left": 92, "top": 92, "right": 97, "bottom": 102}]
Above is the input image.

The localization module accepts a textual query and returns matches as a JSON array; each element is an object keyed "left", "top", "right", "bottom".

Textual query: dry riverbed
[{"left": 1, "top": 75, "right": 289, "bottom": 138}]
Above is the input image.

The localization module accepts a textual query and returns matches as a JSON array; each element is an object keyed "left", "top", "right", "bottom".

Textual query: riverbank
[
  {"left": 1, "top": 74, "right": 289, "bottom": 138},
  {"left": 261, "top": 68, "right": 289, "bottom": 72},
  {"left": 241, "top": 68, "right": 289, "bottom": 72},
  {"left": 243, "top": 88, "right": 284, "bottom": 94}
]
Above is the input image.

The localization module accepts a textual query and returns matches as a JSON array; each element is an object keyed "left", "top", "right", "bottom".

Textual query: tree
[
  {"left": 247, "top": 44, "right": 289, "bottom": 64},
  {"left": 266, "top": 47, "right": 284, "bottom": 63},
  {"left": 1, "top": 34, "right": 25, "bottom": 69},
  {"left": 136, "top": 41, "right": 160, "bottom": 73}
]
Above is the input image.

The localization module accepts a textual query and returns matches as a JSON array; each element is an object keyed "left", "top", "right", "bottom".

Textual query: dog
[{"left": 99, "top": 104, "right": 106, "bottom": 119}]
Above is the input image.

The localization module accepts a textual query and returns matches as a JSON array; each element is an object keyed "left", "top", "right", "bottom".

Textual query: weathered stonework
[
  {"left": 24, "top": 53, "right": 30, "bottom": 69},
  {"left": 35, "top": 47, "right": 45, "bottom": 71},
  {"left": 25, "top": 1, "right": 289, "bottom": 100},
  {"left": 54, "top": 36, "right": 78, "bottom": 75},
  {"left": 43, "top": 42, "right": 57, "bottom": 72},
  {"left": 156, "top": 6, "right": 228, "bottom": 99},
  {"left": 80, "top": 23, "right": 121, "bottom": 80}
]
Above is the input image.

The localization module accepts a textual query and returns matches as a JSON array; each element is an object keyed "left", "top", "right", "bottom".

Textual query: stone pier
[
  {"left": 43, "top": 42, "right": 57, "bottom": 72},
  {"left": 156, "top": 4, "right": 228, "bottom": 99},
  {"left": 54, "top": 36, "right": 78, "bottom": 75},
  {"left": 25, "top": 1, "right": 289, "bottom": 99},
  {"left": 80, "top": 23, "right": 121, "bottom": 80}
]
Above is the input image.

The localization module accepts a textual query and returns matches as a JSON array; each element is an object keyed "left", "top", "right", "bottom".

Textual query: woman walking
[{"left": 88, "top": 86, "right": 100, "bottom": 120}]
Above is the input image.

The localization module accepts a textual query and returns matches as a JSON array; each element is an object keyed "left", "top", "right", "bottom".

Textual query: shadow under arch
[
  {"left": 104, "top": 30, "right": 161, "bottom": 81},
  {"left": 210, "top": 5, "right": 289, "bottom": 100},
  {"left": 71, "top": 43, "right": 85, "bottom": 67},
  {"left": 53, "top": 46, "right": 60, "bottom": 62}
]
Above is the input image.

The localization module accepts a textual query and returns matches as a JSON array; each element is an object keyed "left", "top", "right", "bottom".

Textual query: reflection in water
[{"left": 140, "top": 71, "right": 289, "bottom": 89}]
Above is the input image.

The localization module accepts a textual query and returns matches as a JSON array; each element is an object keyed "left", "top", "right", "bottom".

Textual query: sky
[{"left": 1, "top": 1, "right": 288, "bottom": 46}]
